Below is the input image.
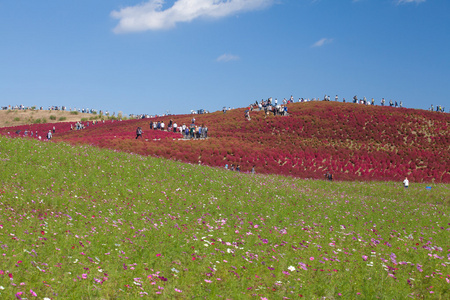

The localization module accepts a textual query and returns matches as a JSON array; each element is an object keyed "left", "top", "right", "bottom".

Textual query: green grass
[{"left": 0, "top": 136, "right": 448, "bottom": 299}]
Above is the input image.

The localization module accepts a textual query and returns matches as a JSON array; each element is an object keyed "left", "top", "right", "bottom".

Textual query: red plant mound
[{"left": 2, "top": 102, "right": 449, "bottom": 182}]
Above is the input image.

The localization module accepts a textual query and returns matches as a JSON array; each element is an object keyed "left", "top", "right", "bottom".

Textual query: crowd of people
[
  {"left": 224, "top": 164, "right": 256, "bottom": 174},
  {"left": 243, "top": 94, "right": 449, "bottom": 114},
  {"left": 430, "top": 104, "right": 445, "bottom": 113},
  {"left": 148, "top": 118, "right": 208, "bottom": 140},
  {"left": 244, "top": 97, "right": 290, "bottom": 120}
]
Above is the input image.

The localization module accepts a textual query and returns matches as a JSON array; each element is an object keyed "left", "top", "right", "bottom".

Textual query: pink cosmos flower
[
  {"left": 309, "top": 257, "right": 314, "bottom": 261},
  {"left": 30, "top": 289, "right": 37, "bottom": 297}
]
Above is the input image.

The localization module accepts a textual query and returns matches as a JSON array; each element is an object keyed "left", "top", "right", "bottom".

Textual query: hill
[
  {"left": 1, "top": 102, "right": 449, "bottom": 182},
  {"left": 0, "top": 136, "right": 449, "bottom": 299},
  {"left": 0, "top": 109, "right": 100, "bottom": 127}
]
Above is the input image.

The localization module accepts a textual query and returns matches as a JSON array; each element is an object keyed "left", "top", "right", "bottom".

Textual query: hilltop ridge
[{"left": 0, "top": 109, "right": 97, "bottom": 127}]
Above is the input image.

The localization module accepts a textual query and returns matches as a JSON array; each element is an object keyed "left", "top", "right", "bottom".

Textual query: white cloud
[
  {"left": 396, "top": 0, "right": 426, "bottom": 4},
  {"left": 311, "top": 38, "right": 333, "bottom": 48},
  {"left": 216, "top": 54, "right": 240, "bottom": 62},
  {"left": 111, "top": 0, "right": 275, "bottom": 33}
]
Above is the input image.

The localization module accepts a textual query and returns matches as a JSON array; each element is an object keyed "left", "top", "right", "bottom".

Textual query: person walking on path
[{"left": 403, "top": 177, "right": 409, "bottom": 189}]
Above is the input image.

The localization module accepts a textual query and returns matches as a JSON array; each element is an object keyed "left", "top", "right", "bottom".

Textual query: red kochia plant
[{"left": 2, "top": 102, "right": 449, "bottom": 182}]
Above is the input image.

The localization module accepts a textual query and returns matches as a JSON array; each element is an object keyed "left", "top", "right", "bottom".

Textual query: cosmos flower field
[{"left": 0, "top": 136, "right": 449, "bottom": 299}]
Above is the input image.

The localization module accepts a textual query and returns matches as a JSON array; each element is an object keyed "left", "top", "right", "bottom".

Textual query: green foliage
[
  {"left": 49, "top": 115, "right": 57, "bottom": 120},
  {"left": 13, "top": 117, "right": 20, "bottom": 121},
  {"left": 58, "top": 117, "right": 67, "bottom": 121},
  {"left": 33, "top": 118, "right": 42, "bottom": 124},
  {"left": 81, "top": 118, "right": 88, "bottom": 122},
  {"left": 0, "top": 136, "right": 448, "bottom": 299},
  {"left": 70, "top": 111, "right": 79, "bottom": 115}
]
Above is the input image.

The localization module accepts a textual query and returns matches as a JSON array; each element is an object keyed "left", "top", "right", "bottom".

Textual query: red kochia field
[{"left": 1, "top": 102, "right": 449, "bottom": 182}]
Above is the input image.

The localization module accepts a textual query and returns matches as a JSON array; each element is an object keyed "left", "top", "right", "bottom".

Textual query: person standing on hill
[
  {"left": 135, "top": 127, "right": 143, "bottom": 139},
  {"left": 403, "top": 177, "right": 409, "bottom": 189}
]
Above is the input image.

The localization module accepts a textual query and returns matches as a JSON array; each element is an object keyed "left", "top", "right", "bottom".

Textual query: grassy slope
[{"left": 0, "top": 136, "right": 449, "bottom": 299}]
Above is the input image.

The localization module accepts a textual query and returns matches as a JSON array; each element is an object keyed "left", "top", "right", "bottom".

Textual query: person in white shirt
[{"left": 403, "top": 177, "right": 409, "bottom": 189}]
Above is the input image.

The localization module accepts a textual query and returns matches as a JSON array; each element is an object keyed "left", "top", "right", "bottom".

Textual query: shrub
[
  {"left": 13, "top": 117, "right": 20, "bottom": 122},
  {"left": 49, "top": 115, "right": 57, "bottom": 120},
  {"left": 58, "top": 117, "right": 67, "bottom": 121},
  {"left": 33, "top": 119, "right": 42, "bottom": 124},
  {"left": 81, "top": 118, "right": 88, "bottom": 122},
  {"left": 70, "top": 111, "right": 79, "bottom": 115}
]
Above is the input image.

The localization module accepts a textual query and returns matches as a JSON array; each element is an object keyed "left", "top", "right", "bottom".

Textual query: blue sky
[{"left": 0, "top": 0, "right": 449, "bottom": 116}]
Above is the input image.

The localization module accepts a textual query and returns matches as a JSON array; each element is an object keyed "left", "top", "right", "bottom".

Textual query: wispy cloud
[
  {"left": 216, "top": 54, "right": 240, "bottom": 62},
  {"left": 111, "top": 0, "right": 275, "bottom": 33},
  {"left": 311, "top": 38, "right": 333, "bottom": 48},
  {"left": 396, "top": 0, "right": 426, "bottom": 4}
]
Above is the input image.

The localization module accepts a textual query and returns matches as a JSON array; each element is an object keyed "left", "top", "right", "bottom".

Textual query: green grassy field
[{"left": 0, "top": 136, "right": 449, "bottom": 299}]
